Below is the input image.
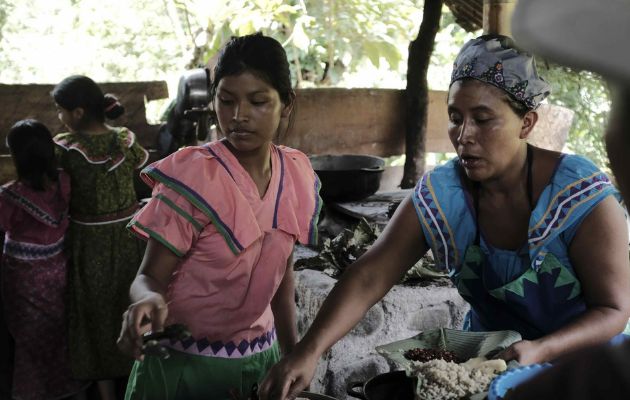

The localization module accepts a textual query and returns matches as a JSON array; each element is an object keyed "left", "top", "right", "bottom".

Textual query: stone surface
[
  {"left": 528, "top": 103, "right": 574, "bottom": 152},
  {"left": 294, "top": 268, "right": 470, "bottom": 399}
]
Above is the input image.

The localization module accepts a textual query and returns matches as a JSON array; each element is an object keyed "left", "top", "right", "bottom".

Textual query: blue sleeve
[{"left": 544, "top": 154, "right": 621, "bottom": 245}]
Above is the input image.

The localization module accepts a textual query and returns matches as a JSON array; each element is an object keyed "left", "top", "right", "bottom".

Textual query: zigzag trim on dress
[
  {"left": 0, "top": 186, "right": 66, "bottom": 227},
  {"left": 159, "top": 328, "right": 277, "bottom": 359},
  {"left": 3, "top": 235, "right": 65, "bottom": 260}
]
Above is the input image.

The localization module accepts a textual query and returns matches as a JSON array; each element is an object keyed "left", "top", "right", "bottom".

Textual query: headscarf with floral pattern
[{"left": 450, "top": 34, "right": 551, "bottom": 110}]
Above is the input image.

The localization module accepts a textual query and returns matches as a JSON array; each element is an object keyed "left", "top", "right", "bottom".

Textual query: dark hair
[
  {"left": 210, "top": 33, "right": 295, "bottom": 139},
  {"left": 502, "top": 92, "right": 530, "bottom": 118},
  {"left": 210, "top": 33, "right": 293, "bottom": 104},
  {"left": 52, "top": 75, "right": 125, "bottom": 123},
  {"left": 7, "top": 119, "right": 58, "bottom": 190}
]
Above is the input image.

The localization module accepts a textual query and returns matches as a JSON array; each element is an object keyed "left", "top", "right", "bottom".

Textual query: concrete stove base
[{"left": 294, "top": 269, "right": 470, "bottom": 399}]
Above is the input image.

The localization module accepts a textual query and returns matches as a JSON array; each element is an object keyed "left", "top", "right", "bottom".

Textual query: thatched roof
[{"left": 444, "top": 0, "right": 483, "bottom": 32}]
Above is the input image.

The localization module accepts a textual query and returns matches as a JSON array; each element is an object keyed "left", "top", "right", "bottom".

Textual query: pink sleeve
[
  {"left": 277, "top": 147, "right": 322, "bottom": 246},
  {"left": 294, "top": 165, "right": 322, "bottom": 246},
  {"left": 128, "top": 185, "right": 211, "bottom": 257}
]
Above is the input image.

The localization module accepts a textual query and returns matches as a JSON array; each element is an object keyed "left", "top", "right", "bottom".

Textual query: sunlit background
[
  {"left": 0, "top": 1, "right": 470, "bottom": 105},
  {"left": 0, "top": 0, "right": 611, "bottom": 169}
]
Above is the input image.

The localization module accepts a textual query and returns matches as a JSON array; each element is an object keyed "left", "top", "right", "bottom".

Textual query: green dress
[{"left": 54, "top": 127, "right": 148, "bottom": 380}]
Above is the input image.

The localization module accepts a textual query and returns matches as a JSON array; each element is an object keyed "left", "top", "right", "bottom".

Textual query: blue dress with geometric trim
[{"left": 412, "top": 154, "right": 622, "bottom": 340}]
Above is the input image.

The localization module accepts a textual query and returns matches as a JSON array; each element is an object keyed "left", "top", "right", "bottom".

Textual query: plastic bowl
[{"left": 488, "top": 363, "right": 553, "bottom": 400}]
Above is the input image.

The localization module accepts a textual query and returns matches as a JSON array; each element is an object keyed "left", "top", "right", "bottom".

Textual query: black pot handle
[
  {"left": 360, "top": 165, "right": 385, "bottom": 173},
  {"left": 347, "top": 382, "right": 367, "bottom": 399}
]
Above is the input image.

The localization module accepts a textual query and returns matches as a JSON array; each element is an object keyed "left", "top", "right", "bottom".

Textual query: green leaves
[
  {"left": 191, "top": 0, "right": 422, "bottom": 85},
  {"left": 539, "top": 62, "right": 611, "bottom": 171},
  {"left": 363, "top": 40, "right": 402, "bottom": 69},
  {"left": 289, "top": 15, "right": 313, "bottom": 51}
]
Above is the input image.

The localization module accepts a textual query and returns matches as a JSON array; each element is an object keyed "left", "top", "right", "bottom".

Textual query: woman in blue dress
[{"left": 257, "top": 34, "right": 630, "bottom": 400}]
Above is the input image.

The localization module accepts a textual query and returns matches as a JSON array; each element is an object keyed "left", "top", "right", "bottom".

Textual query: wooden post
[{"left": 483, "top": 0, "right": 516, "bottom": 36}]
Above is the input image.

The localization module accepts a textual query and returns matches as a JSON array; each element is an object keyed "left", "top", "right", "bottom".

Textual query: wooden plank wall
[
  {"left": 0, "top": 81, "right": 169, "bottom": 153},
  {"left": 0, "top": 85, "right": 573, "bottom": 184},
  {"left": 284, "top": 88, "right": 573, "bottom": 156},
  {"left": 282, "top": 89, "right": 449, "bottom": 156}
]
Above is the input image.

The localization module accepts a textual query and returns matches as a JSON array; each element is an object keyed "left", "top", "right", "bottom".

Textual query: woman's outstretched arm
[{"left": 258, "top": 196, "right": 429, "bottom": 400}]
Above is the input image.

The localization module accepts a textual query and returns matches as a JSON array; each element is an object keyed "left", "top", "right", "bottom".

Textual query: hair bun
[{"left": 104, "top": 94, "right": 125, "bottom": 120}]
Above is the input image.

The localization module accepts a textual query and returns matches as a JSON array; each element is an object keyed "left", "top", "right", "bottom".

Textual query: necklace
[{"left": 471, "top": 144, "right": 533, "bottom": 246}]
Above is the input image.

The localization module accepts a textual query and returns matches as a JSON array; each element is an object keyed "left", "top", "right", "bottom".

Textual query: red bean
[{"left": 403, "top": 348, "right": 461, "bottom": 363}]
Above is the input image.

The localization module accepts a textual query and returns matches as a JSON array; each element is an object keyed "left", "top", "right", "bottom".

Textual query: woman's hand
[
  {"left": 116, "top": 292, "right": 168, "bottom": 361},
  {"left": 497, "top": 339, "right": 546, "bottom": 365},
  {"left": 257, "top": 345, "right": 319, "bottom": 400},
  {"left": 118, "top": 238, "right": 180, "bottom": 360}
]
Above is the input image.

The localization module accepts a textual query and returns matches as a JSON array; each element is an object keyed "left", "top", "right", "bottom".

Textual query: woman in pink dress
[
  {"left": 0, "top": 120, "right": 86, "bottom": 400},
  {"left": 117, "top": 33, "right": 321, "bottom": 399}
]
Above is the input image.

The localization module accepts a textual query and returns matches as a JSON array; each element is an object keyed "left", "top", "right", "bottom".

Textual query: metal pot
[
  {"left": 309, "top": 154, "right": 385, "bottom": 202},
  {"left": 347, "top": 371, "right": 415, "bottom": 400},
  {"left": 250, "top": 382, "right": 339, "bottom": 400},
  {"left": 297, "top": 391, "right": 339, "bottom": 400}
]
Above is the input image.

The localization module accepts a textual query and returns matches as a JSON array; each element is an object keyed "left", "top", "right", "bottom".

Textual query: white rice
[{"left": 411, "top": 357, "right": 506, "bottom": 400}]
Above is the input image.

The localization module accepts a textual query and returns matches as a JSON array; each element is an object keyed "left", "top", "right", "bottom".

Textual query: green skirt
[{"left": 124, "top": 342, "right": 280, "bottom": 400}]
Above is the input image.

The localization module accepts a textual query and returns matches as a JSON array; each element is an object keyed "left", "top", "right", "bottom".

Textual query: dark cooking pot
[
  {"left": 297, "top": 391, "right": 339, "bottom": 399},
  {"left": 250, "top": 384, "right": 339, "bottom": 400},
  {"left": 347, "top": 371, "right": 415, "bottom": 400},
  {"left": 309, "top": 154, "right": 385, "bottom": 202}
]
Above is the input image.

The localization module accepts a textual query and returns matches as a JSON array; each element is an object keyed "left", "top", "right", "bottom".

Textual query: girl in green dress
[{"left": 52, "top": 75, "right": 149, "bottom": 400}]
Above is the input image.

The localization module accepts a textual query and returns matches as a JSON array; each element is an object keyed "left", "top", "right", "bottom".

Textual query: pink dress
[
  {"left": 128, "top": 141, "right": 321, "bottom": 358},
  {"left": 0, "top": 172, "right": 85, "bottom": 400}
]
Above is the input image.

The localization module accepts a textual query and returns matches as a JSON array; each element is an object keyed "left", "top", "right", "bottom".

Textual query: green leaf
[
  {"left": 379, "top": 40, "right": 402, "bottom": 69},
  {"left": 291, "top": 19, "right": 310, "bottom": 51},
  {"left": 363, "top": 41, "right": 381, "bottom": 68},
  {"left": 237, "top": 20, "right": 256, "bottom": 36},
  {"left": 274, "top": 4, "right": 299, "bottom": 14}
]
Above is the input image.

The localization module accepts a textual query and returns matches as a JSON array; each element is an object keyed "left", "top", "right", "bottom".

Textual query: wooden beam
[{"left": 483, "top": 0, "right": 516, "bottom": 36}]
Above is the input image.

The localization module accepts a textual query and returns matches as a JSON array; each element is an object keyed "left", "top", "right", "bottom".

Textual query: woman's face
[
  {"left": 214, "top": 71, "right": 290, "bottom": 154},
  {"left": 447, "top": 79, "right": 531, "bottom": 182}
]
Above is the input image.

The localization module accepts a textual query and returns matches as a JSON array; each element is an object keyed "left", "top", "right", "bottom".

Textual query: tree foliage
[
  {"left": 537, "top": 63, "right": 611, "bottom": 170},
  {"left": 0, "top": 0, "right": 187, "bottom": 83},
  {"left": 178, "top": 0, "right": 423, "bottom": 86}
]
